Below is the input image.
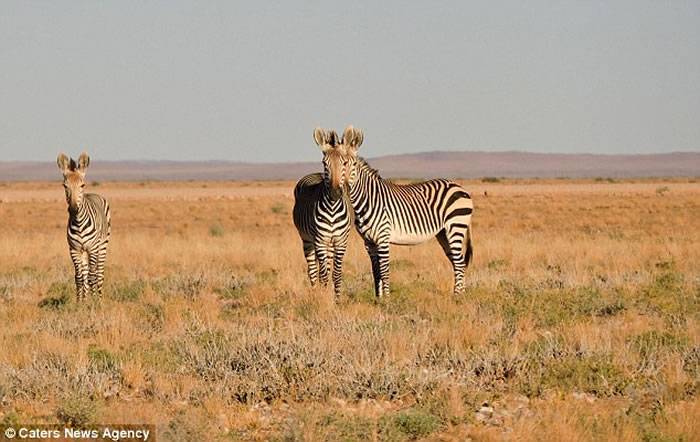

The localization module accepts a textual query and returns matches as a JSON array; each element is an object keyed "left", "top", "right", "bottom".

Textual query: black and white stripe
[
  {"left": 58, "top": 152, "right": 111, "bottom": 300},
  {"left": 293, "top": 173, "right": 352, "bottom": 297},
  {"left": 341, "top": 126, "right": 474, "bottom": 297},
  {"left": 67, "top": 193, "right": 111, "bottom": 298},
  {"left": 292, "top": 128, "right": 354, "bottom": 297}
]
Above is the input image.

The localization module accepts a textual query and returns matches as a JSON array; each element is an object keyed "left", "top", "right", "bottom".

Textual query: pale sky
[{"left": 1, "top": 1, "right": 698, "bottom": 162}]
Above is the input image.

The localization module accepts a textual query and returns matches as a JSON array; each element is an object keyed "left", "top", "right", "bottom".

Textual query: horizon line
[{"left": 2, "top": 149, "right": 699, "bottom": 165}]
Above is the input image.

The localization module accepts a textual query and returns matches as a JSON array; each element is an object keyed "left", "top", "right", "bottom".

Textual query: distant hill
[{"left": 1, "top": 151, "right": 698, "bottom": 181}]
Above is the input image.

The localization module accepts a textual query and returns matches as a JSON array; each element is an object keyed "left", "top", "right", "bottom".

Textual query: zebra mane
[{"left": 357, "top": 157, "right": 381, "bottom": 179}]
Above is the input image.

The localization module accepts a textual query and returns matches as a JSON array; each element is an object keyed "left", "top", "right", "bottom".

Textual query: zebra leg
[
  {"left": 70, "top": 249, "right": 89, "bottom": 300},
  {"left": 364, "top": 240, "right": 382, "bottom": 297},
  {"left": 89, "top": 246, "right": 108, "bottom": 297},
  {"left": 376, "top": 241, "right": 391, "bottom": 297},
  {"left": 438, "top": 227, "right": 467, "bottom": 295},
  {"left": 331, "top": 242, "right": 347, "bottom": 298},
  {"left": 303, "top": 240, "right": 319, "bottom": 286},
  {"left": 315, "top": 243, "right": 331, "bottom": 287}
]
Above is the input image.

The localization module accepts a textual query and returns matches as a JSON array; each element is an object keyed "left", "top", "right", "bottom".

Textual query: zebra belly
[{"left": 389, "top": 230, "right": 437, "bottom": 245}]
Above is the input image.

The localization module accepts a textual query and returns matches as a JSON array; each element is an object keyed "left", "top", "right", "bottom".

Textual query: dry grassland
[{"left": 0, "top": 177, "right": 698, "bottom": 441}]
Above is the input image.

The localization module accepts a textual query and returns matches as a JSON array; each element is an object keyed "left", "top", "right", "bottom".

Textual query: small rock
[
  {"left": 475, "top": 403, "right": 494, "bottom": 423},
  {"left": 572, "top": 392, "right": 595, "bottom": 403}
]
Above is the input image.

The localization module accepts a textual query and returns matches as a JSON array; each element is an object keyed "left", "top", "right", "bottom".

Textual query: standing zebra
[
  {"left": 336, "top": 126, "right": 474, "bottom": 297},
  {"left": 293, "top": 129, "right": 353, "bottom": 297},
  {"left": 57, "top": 152, "right": 111, "bottom": 300}
]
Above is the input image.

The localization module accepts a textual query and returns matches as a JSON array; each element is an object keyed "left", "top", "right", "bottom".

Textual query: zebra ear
[
  {"left": 353, "top": 128, "right": 364, "bottom": 149},
  {"left": 57, "top": 153, "right": 70, "bottom": 174},
  {"left": 313, "top": 128, "right": 333, "bottom": 153},
  {"left": 77, "top": 152, "right": 90, "bottom": 172},
  {"left": 313, "top": 128, "right": 326, "bottom": 146},
  {"left": 343, "top": 126, "right": 364, "bottom": 153}
]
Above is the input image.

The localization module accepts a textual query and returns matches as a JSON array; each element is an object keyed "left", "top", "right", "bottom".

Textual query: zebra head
[
  {"left": 340, "top": 125, "right": 364, "bottom": 186},
  {"left": 57, "top": 152, "right": 90, "bottom": 214},
  {"left": 313, "top": 128, "right": 347, "bottom": 200}
]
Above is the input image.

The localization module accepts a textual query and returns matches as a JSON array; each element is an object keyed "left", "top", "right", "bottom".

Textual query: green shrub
[
  {"left": 56, "top": 394, "right": 99, "bottom": 427},
  {"left": 38, "top": 282, "right": 72, "bottom": 309},
  {"left": 87, "top": 346, "right": 119, "bottom": 373},
  {"left": 629, "top": 330, "right": 688, "bottom": 359},
  {"left": 317, "top": 413, "right": 375, "bottom": 441},
  {"left": 209, "top": 223, "right": 225, "bottom": 237},
  {"left": 388, "top": 409, "right": 441, "bottom": 439},
  {"left": 108, "top": 280, "right": 145, "bottom": 302}
]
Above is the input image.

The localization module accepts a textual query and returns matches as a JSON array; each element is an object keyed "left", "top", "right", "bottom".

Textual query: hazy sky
[{"left": 1, "top": 1, "right": 698, "bottom": 162}]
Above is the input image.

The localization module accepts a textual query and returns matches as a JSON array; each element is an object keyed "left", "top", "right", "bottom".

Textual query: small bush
[
  {"left": 140, "top": 303, "right": 165, "bottom": 333},
  {"left": 56, "top": 394, "right": 99, "bottom": 427},
  {"left": 388, "top": 409, "right": 441, "bottom": 439},
  {"left": 214, "top": 275, "right": 250, "bottom": 300},
  {"left": 154, "top": 274, "right": 207, "bottom": 299},
  {"left": 317, "top": 413, "right": 374, "bottom": 441},
  {"left": 140, "top": 342, "right": 182, "bottom": 374},
  {"left": 87, "top": 346, "right": 119, "bottom": 373},
  {"left": 39, "top": 282, "right": 72, "bottom": 309},
  {"left": 108, "top": 280, "right": 145, "bottom": 302},
  {"left": 481, "top": 177, "right": 501, "bottom": 183},
  {"left": 271, "top": 203, "right": 285, "bottom": 214},
  {"left": 487, "top": 259, "right": 508, "bottom": 270},
  {"left": 656, "top": 186, "right": 670, "bottom": 195},
  {"left": 1, "top": 410, "right": 22, "bottom": 427},
  {"left": 629, "top": 330, "right": 688, "bottom": 359},
  {"left": 209, "top": 223, "right": 225, "bottom": 237}
]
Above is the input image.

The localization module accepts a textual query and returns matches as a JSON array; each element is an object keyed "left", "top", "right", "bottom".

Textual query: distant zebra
[
  {"left": 57, "top": 152, "right": 111, "bottom": 300},
  {"left": 336, "top": 126, "right": 474, "bottom": 297},
  {"left": 293, "top": 129, "right": 353, "bottom": 297}
]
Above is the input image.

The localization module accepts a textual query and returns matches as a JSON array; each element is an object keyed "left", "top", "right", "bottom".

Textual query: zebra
[
  {"left": 292, "top": 128, "right": 353, "bottom": 297},
  {"left": 336, "top": 126, "right": 474, "bottom": 297},
  {"left": 57, "top": 152, "right": 111, "bottom": 300}
]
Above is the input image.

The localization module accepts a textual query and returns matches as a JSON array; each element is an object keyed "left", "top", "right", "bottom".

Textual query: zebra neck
[
  {"left": 320, "top": 190, "right": 343, "bottom": 207},
  {"left": 349, "top": 161, "right": 386, "bottom": 208},
  {"left": 69, "top": 204, "right": 89, "bottom": 225}
]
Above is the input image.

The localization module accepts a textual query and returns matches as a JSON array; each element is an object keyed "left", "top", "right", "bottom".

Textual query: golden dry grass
[{"left": 0, "top": 177, "right": 698, "bottom": 441}]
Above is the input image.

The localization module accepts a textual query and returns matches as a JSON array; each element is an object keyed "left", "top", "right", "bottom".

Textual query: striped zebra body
[
  {"left": 67, "top": 194, "right": 111, "bottom": 299},
  {"left": 293, "top": 173, "right": 352, "bottom": 297},
  {"left": 340, "top": 126, "right": 474, "bottom": 297},
  {"left": 57, "top": 152, "right": 111, "bottom": 300}
]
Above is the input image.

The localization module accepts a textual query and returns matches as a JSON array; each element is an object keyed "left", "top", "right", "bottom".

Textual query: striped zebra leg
[
  {"left": 315, "top": 243, "right": 331, "bottom": 287},
  {"left": 331, "top": 242, "right": 347, "bottom": 298},
  {"left": 88, "top": 246, "right": 108, "bottom": 297},
  {"left": 437, "top": 226, "right": 468, "bottom": 294},
  {"left": 376, "top": 241, "right": 391, "bottom": 298},
  {"left": 365, "top": 240, "right": 391, "bottom": 298},
  {"left": 303, "top": 240, "right": 319, "bottom": 286},
  {"left": 70, "top": 249, "right": 89, "bottom": 300}
]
